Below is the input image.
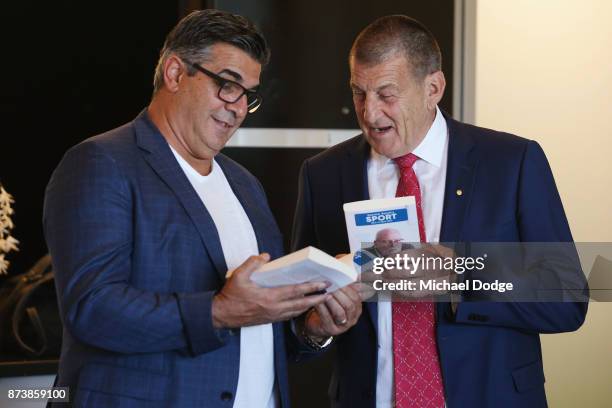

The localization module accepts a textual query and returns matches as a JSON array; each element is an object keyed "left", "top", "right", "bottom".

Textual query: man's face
[
  {"left": 350, "top": 54, "right": 433, "bottom": 159},
  {"left": 374, "top": 229, "right": 404, "bottom": 257},
  {"left": 174, "top": 42, "right": 261, "bottom": 162}
]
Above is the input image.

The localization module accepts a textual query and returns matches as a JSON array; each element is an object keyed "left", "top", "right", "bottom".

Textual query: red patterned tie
[{"left": 392, "top": 153, "right": 444, "bottom": 408}]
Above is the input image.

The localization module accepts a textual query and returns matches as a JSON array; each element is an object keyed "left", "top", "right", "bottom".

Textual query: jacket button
[{"left": 220, "top": 391, "right": 233, "bottom": 401}]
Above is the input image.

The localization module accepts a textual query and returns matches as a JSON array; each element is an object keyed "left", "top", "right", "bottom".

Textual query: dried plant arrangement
[{"left": 0, "top": 184, "right": 19, "bottom": 274}]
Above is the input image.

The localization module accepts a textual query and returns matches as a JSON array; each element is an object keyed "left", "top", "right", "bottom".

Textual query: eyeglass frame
[
  {"left": 185, "top": 60, "right": 263, "bottom": 114},
  {"left": 375, "top": 239, "right": 405, "bottom": 245}
]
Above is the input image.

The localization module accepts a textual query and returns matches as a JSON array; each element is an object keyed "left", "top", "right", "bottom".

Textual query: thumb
[{"left": 232, "top": 253, "right": 270, "bottom": 282}]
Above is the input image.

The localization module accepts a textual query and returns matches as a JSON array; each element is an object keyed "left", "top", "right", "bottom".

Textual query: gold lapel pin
[{"left": 456, "top": 189, "right": 463, "bottom": 196}]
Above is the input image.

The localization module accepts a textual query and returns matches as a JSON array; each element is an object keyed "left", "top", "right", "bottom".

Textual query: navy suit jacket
[
  {"left": 43, "top": 111, "right": 289, "bottom": 407},
  {"left": 291, "top": 114, "right": 588, "bottom": 408}
]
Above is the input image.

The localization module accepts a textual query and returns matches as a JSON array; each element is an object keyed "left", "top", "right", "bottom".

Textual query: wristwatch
[{"left": 300, "top": 309, "right": 333, "bottom": 350}]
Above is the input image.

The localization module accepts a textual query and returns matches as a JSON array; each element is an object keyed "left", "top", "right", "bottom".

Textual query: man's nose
[
  {"left": 363, "top": 94, "right": 381, "bottom": 124},
  {"left": 226, "top": 94, "right": 247, "bottom": 118}
]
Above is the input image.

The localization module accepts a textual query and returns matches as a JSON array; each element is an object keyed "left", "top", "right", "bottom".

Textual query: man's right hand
[
  {"left": 212, "top": 253, "right": 330, "bottom": 329},
  {"left": 359, "top": 244, "right": 457, "bottom": 299}
]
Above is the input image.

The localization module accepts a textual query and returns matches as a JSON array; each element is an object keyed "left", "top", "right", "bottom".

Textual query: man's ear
[
  {"left": 425, "top": 70, "right": 446, "bottom": 110},
  {"left": 162, "top": 55, "right": 185, "bottom": 93}
]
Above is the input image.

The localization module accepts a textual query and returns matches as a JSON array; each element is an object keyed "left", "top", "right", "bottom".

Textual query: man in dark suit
[
  {"left": 43, "top": 10, "right": 338, "bottom": 407},
  {"left": 292, "top": 15, "right": 588, "bottom": 408}
]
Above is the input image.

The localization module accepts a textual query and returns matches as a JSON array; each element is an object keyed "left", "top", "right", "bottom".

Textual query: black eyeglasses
[{"left": 186, "top": 60, "right": 263, "bottom": 113}]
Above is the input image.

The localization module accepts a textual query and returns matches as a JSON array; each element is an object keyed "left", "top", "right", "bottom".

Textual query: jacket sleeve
[
  {"left": 291, "top": 159, "right": 316, "bottom": 252},
  {"left": 453, "top": 141, "right": 589, "bottom": 333},
  {"left": 43, "top": 141, "right": 227, "bottom": 355},
  {"left": 286, "top": 159, "right": 334, "bottom": 360}
]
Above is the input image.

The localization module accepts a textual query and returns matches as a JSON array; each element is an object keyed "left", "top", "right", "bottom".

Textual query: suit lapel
[
  {"left": 436, "top": 115, "right": 479, "bottom": 321},
  {"left": 341, "top": 136, "right": 370, "bottom": 204},
  {"left": 133, "top": 110, "right": 228, "bottom": 280},
  {"left": 440, "top": 115, "right": 479, "bottom": 243},
  {"left": 343, "top": 136, "right": 379, "bottom": 333},
  {"left": 216, "top": 154, "right": 281, "bottom": 259}
]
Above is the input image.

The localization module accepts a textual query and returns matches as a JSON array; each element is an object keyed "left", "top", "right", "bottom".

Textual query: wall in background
[
  {"left": 0, "top": 2, "right": 179, "bottom": 277},
  {"left": 474, "top": 1, "right": 612, "bottom": 406},
  {"left": 212, "top": 0, "right": 455, "bottom": 129}
]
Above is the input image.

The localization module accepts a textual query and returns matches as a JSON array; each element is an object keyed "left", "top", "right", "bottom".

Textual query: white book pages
[{"left": 251, "top": 246, "right": 357, "bottom": 292}]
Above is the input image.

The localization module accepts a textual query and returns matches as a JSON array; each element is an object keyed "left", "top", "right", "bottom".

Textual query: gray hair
[
  {"left": 152, "top": 9, "right": 270, "bottom": 93},
  {"left": 350, "top": 15, "right": 441, "bottom": 79}
]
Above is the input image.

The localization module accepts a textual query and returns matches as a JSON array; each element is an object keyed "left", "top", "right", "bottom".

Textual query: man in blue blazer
[
  {"left": 292, "top": 15, "right": 588, "bottom": 408},
  {"left": 43, "top": 10, "right": 334, "bottom": 407}
]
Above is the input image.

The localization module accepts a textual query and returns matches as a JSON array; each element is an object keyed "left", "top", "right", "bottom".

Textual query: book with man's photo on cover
[{"left": 343, "top": 197, "right": 421, "bottom": 270}]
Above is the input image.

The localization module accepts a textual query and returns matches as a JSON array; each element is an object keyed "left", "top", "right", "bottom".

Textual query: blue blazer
[
  {"left": 291, "top": 114, "right": 588, "bottom": 408},
  {"left": 44, "top": 111, "right": 289, "bottom": 407}
]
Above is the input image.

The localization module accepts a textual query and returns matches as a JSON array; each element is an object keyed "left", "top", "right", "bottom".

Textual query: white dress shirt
[
  {"left": 367, "top": 106, "right": 449, "bottom": 407},
  {"left": 171, "top": 147, "right": 276, "bottom": 408}
]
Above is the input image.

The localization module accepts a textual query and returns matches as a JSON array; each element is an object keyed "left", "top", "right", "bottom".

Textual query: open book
[{"left": 251, "top": 246, "right": 357, "bottom": 292}]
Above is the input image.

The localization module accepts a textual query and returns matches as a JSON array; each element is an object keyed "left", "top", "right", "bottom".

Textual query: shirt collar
[{"left": 369, "top": 105, "right": 448, "bottom": 169}]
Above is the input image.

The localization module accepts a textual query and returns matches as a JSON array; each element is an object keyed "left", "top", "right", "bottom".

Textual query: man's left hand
[
  {"left": 360, "top": 244, "right": 458, "bottom": 299},
  {"left": 303, "top": 283, "right": 363, "bottom": 338}
]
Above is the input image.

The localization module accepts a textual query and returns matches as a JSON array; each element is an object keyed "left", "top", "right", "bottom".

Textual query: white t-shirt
[{"left": 170, "top": 147, "right": 276, "bottom": 408}]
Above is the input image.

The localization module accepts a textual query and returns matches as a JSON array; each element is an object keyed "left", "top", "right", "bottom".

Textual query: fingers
[
  {"left": 398, "top": 247, "right": 422, "bottom": 258},
  {"left": 303, "top": 285, "right": 365, "bottom": 337},
  {"left": 233, "top": 253, "right": 271, "bottom": 281},
  {"left": 272, "top": 280, "right": 330, "bottom": 301},
  {"left": 323, "top": 295, "right": 348, "bottom": 325},
  {"left": 276, "top": 293, "right": 329, "bottom": 320},
  {"left": 343, "top": 284, "right": 363, "bottom": 304},
  {"left": 313, "top": 302, "right": 340, "bottom": 332},
  {"left": 324, "top": 286, "right": 363, "bottom": 325},
  {"left": 429, "top": 243, "right": 455, "bottom": 258},
  {"left": 383, "top": 267, "right": 407, "bottom": 280},
  {"left": 353, "top": 282, "right": 376, "bottom": 301},
  {"left": 258, "top": 280, "right": 331, "bottom": 321},
  {"left": 359, "top": 270, "right": 380, "bottom": 283}
]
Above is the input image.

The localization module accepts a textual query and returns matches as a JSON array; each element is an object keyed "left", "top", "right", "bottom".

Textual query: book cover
[{"left": 343, "top": 197, "right": 421, "bottom": 267}]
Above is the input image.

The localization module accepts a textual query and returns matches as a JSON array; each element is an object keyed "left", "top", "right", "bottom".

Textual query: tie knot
[{"left": 393, "top": 153, "right": 419, "bottom": 170}]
